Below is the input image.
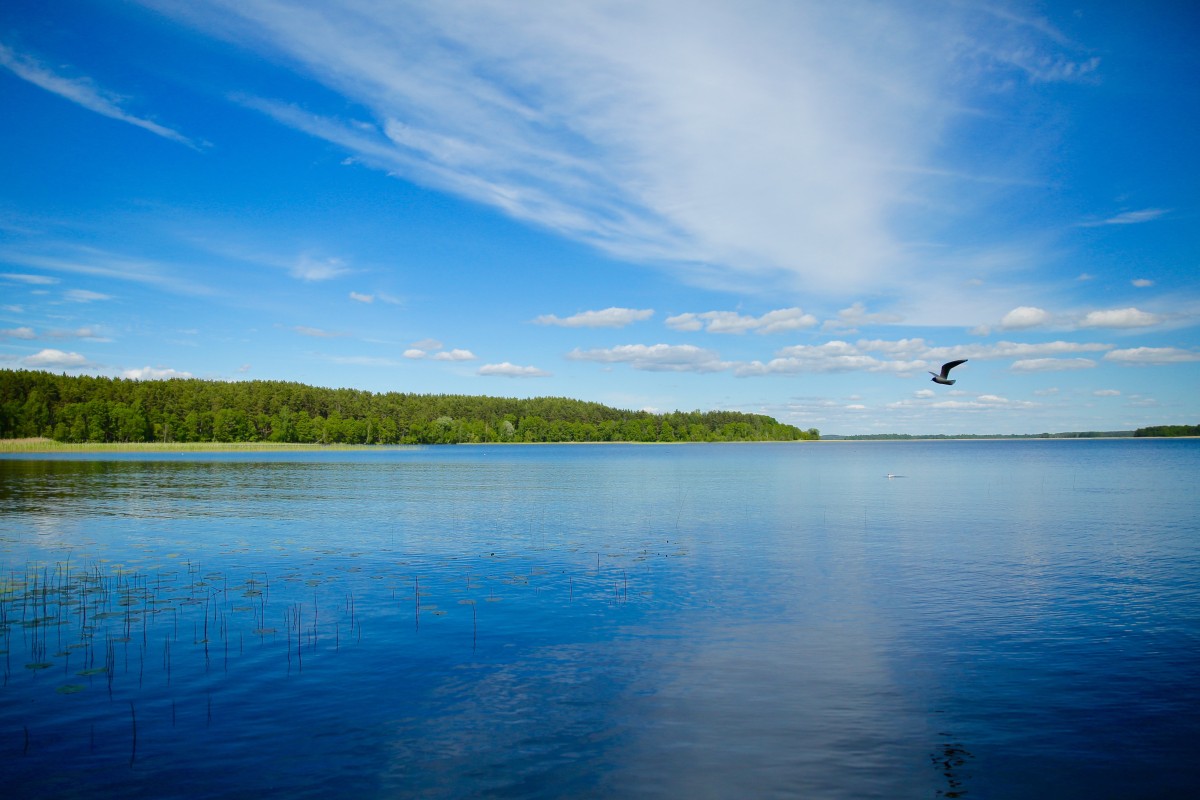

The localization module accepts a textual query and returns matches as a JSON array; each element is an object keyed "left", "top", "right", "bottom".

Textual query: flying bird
[{"left": 929, "top": 359, "right": 967, "bottom": 385}]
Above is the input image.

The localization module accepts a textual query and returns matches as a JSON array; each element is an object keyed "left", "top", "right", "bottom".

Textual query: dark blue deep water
[{"left": 1, "top": 441, "right": 1197, "bottom": 798}]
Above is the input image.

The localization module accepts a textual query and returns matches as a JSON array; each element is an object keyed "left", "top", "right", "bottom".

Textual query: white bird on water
[{"left": 929, "top": 359, "right": 968, "bottom": 385}]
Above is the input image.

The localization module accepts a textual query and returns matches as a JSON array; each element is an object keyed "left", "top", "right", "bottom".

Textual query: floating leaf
[
  {"left": 25, "top": 662, "right": 53, "bottom": 670},
  {"left": 78, "top": 667, "right": 108, "bottom": 676},
  {"left": 57, "top": 684, "right": 86, "bottom": 694}
]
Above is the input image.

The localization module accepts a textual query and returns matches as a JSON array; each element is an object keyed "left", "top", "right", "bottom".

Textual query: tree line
[
  {"left": 0, "top": 370, "right": 819, "bottom": 445},
  {"left": 1133, "top": 424, "right": 1200, "bottom": 437}
]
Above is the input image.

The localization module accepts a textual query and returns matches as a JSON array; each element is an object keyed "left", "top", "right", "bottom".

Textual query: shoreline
[{"left": 2, "top": 436, "right": 1190, "bottom": 454}]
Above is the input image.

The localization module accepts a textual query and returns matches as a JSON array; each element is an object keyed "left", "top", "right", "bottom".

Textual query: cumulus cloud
[
  {"left": 1, "top": 327, "right": 36, "bottom": 339},
  {"left": 123, "top": 366, "right": 194, "bottom": 380},
  {"left": 22, "top": 348, "right": 88, "bottom": 368},
  {"left": 736, "top": 340, "right": 923, "bottom": 377},
  {"left": 822, "top": 302, "right": 903, "bottom": 331},
  {"left": 535, "top": 307, "right": 654, "bottom": 328},
  {"left": 403, "top": 349, "right": 427, "bottom": 359},
  {"left": 1010, "top": 357, "right": 1096, "bottom": 372},
  {"left": 1104, "top": 347, "right": 1200, "bottom": 365},
  {"left": 0, "top": 43, "right": 195, "bottom": 147},
  {"left": 918, "top": 340, "right": 1112, "bottom": 362},
  {"left": 666, "top": 308, "right": 818, "bottom": 335},
  {"left": 477, "top": 362, "right": 551, "bottom": 378},
  {"left": 999, "top": 306, "right": 1051, "bottom": 330},
  {"left": 567, "top": 343, "right": 729, "bottom": 373},
  {"left": 1131, "top": 278, "right": 1154, "bottom": 288},
  {"left": 432, "top": 348, "right": 476, "bottom": 361},
  {"left": 1092, "top": 389, "right": 1120, "bottom": 397},
  {"left": 1077, "top": 307, "right": 1163, "bottom": 328}
]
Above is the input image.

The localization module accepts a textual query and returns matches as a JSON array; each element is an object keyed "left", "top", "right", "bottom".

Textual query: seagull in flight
[{"left": 930, "top": 359, "right": 967, "bottom": 385}]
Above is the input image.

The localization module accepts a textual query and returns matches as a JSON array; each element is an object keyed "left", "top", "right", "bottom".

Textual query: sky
[{"left": 1, "top": 1, "right": 1197, "bottom": 435}]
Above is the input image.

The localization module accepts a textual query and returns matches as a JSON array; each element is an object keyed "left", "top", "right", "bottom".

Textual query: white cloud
[
  {"left": 22, "top": 348, "right": 88, "bottom": 368},
  {"left": 1078, "top": 307, "right": 1163, "bottom": 328},
  {"left": 919, "top": 340, "right": 1112, "bottom": 361},
  {"left": 290, "top": 255, "right": 350, "bottom": 281},
  {"left": 1131, "top": 278, "right": 1154, "bottom": 288},
  {"left": 1080, "top": 208, "right": 1168, "bottom": 227},
  {"left": 411, "top": 338, "right": 443, "bottom": 351},
  {"left": 666, "top": 308, "right": 818, "bottom": 335},
  {"left": 169, "top": 1, "right": 1095, "bottom": 299},
  {"left": 535, "top": 307, "right": 654, "bottom": 328},
  {"left": 1, "top": 327, "right": 36, "bottom": 339},
  {"left": 914, "top": 389, "right": 935, "bottom": 399},
  {"left": 999, "top": 306, "right": 1051, "bottom": 330},
  {"left": 722, "top": 337, "right": 1120, "bottom": 378},
  {"left": 1104, "top": 347, "right": 1200, "bottom": 365},
  {"left": 123, "top": 366, "right": 194, "bottom": 380},
  {"left": 43, "top": 326, "right": 109, "bottom": 341},
  {"left": 1010, "top": 358, "right": 1095, "bottom": 372},
  {"left": 403, "top": 349, "right": 426, "bottom": 359},
  {"left": 0, "top": 43, "right": 196, "bottom": 147},
  {"left": 0, "top": 248, "right": 215, "bottom": 296},
  {"left": 1, "top": 272, "right": 59, "bottom": 285},
  {"left": 822, "top": 302, "right": 903, "bottom": 332},
  {"left": 1092, "top": 389, "right": 1120, "bottom": 397},
  {"left": 432, "top": 348, "right": 476, "bottom": 361},
  {"left": 64, "top": 289, "right": 111, "bottom": 303},
  {"left": 349, "top": 291, "right": 374, "bottom": 303},
  {"left": 567, "top": 343, "right": 729, "bottom": 373},
  {"left": 477, "top": 362, "right": 551, "bottom": 378}
]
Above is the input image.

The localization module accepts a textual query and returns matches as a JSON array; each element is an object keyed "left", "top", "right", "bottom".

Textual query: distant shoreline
[{"left": 2, "top": 436, "right": 1194, "bottom": 454}]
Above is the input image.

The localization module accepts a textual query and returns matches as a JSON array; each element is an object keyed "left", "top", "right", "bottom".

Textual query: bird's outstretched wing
[{"left": 940, "top": 359, "right": 968, "bottom": 377}]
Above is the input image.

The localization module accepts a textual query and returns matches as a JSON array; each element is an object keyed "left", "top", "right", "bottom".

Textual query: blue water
[{"left": 1, "top": 441, "right": 1197, "bottom": 798}]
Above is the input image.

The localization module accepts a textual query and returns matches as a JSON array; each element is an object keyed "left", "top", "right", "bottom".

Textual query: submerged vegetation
[{"left": 0, "top": 369, "right": 817, "bottom": 445}]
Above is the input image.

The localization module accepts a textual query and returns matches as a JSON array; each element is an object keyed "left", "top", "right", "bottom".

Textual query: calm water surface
[{"left": 1, "top": 441, "right": 1197, "bottom": 798}]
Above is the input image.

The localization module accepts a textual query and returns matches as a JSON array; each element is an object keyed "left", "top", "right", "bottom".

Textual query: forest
[
  {"left": 1133, "top": 424, "right": 1200, "bottom": 437},
  {"left": 0, "top": 370, "right": 818, "bottom": 445}
]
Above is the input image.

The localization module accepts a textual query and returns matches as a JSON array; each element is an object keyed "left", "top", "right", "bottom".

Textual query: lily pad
[{"left": 56, "top": 684, "right": 86, "bottom": 694}]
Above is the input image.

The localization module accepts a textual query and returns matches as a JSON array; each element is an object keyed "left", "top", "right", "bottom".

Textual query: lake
[{"left": 1, "top": 440, "right": 1198, "bottom": 798}]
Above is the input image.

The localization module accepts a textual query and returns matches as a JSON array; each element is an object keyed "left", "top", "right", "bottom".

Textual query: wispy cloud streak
[
  {"left": 0, "top": 43, "right": 196, "bottom": 147},
  {"left": 147, "top": 0, "right": 1097, "bottom": 298}
]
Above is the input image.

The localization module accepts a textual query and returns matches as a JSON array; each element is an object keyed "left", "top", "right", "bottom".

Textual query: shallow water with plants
[{"left": 2, "top": 441, "right": 1198, "bottom": 798}]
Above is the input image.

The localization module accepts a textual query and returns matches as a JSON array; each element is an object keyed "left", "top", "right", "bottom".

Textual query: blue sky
[{"left": 2, "top": 1, "right": 1197, "bottom": 435}]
